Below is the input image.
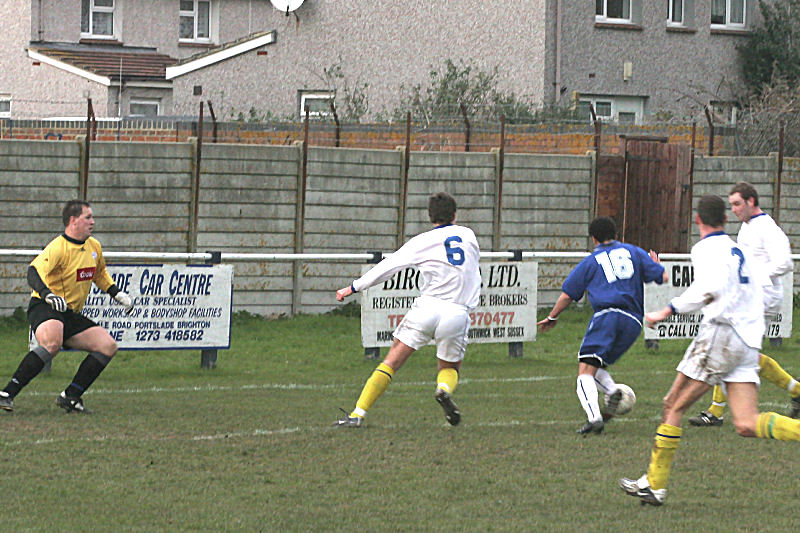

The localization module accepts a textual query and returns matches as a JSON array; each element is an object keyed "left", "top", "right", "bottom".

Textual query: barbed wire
[{"left": 1, "top": 98, "right": 792, "bottom": 156}]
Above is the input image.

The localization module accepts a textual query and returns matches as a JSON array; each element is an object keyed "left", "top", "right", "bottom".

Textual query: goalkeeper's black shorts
[{"left": 28, "top": 297, "right": 99, "bottom": 340}]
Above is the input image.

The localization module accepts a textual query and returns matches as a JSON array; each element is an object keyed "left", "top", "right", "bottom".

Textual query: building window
[
  {"left": 180, "top": 0, "right": 212, "bottom": 42},
  {"left": 81, "top": 0, "right": 115, "bottom": 38},
  {"left": 710, "top": 101, "right": 739, "bottom": 124},
  {"left": 129, "top": 99, "right": 160, "bottom": 117},
  {"left": 618, "top": 112, "right": 637, "bottom": 125},
  {"left": 711, "top": 0, "right": 745, "bottom": 27},
  {"left": 668, "top": 0, "right": 683, "bottom": 24},
  {"left": 0, "top": 95, "right": 10, "bottom": 118},
  {"left": 668, "top": 0, "right": 695, "bottom": 28},
  {"left": 596, "top": 0, "right": 631, "bottom": 22},
  {"left": 579, "top": 99, "right": 613, "bottom": 121},
  {"left": 579, "top": 95, "right": 645, "bottom": 125},
  {"left": 298, "top": 91, "right": 334, "bottom": 119}
]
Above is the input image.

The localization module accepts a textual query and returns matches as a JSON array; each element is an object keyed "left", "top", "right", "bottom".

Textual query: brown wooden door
[{"left": 595, "top": 138, "right": 692, "bottom": 253}]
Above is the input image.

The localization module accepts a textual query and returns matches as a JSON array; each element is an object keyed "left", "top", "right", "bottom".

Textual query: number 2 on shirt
[
  {"left": 595, "top": 248, "right": 634, "bottom": 283},
  {"left": 444, "top": 236, "right": 465, "bottom": 266},
  {"left": 730, "top": 247, "right": 749, "bottom": 284}
]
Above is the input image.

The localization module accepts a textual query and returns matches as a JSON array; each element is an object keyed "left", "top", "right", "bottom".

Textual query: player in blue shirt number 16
[{"left": 537, "top": 217, "right": 668, "bottom": 436}]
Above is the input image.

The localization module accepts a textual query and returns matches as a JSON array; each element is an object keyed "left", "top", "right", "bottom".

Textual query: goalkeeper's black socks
[
  {"left": 65, "top": 352, "right": 111, "bottom": 398},
  {"left": 3, "top": 349, "right": 47, "bottom": 397}
]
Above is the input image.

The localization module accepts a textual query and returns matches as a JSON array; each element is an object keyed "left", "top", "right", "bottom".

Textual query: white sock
[
  {"left": 577, "top": 374, "right": 603, "bottom": 423},
  {"left": 594, "top": 368, "right": 618, "bottom": 396}
]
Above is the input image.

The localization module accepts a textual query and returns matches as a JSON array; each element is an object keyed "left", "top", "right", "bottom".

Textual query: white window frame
[
  {"left": 596, "top": 0, "right": 632, "bottom": 23},
  {"left": 711, "top": 0, "right": 746, "bottom": 29},
  {"left": 710, "top": 101, "right": 739, "bottom": 125},
  {"left": 81, "top": 0, "right": 117, "bottom": 39},
  {"left": 179, "top": 0, "right": 213, "bottom": 43},
  {"left": 579, "top": 99, "right": 613, "bottom": 122},
  {"left": 298, "top": 91, "right": 335, "bottom": 119},
  {"left": 668, "top": 0, "right": 684, "bottom": 25},
  {"left": 579, "top": 95, "right": 645, "bottom": 125},
  {"left": 0, "top": 95, "right": 11, "bottom": 118},
  {"left": 129, "top": 98, "right": 160, "bottom": 118}
]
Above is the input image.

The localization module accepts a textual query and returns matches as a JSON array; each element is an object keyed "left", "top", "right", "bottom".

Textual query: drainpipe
[
  {"left": 555, "top": 0, "right": 562, "bottom": 102},
  {"left": 38, "top": 0, "right": 44, "bottom": 40}
]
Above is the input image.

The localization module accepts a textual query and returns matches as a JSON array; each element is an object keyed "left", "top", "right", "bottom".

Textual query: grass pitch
[{"left": 1, "top": 305, "right": 799, "bottom": 532}]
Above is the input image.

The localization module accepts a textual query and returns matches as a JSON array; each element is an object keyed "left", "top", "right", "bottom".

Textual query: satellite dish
[{"left": 270, "top": 0, "right": 304, "bottom": 15}]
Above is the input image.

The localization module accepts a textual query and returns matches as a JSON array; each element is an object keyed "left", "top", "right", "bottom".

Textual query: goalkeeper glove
[
  {"left": 113, "top": 291, "right": 135, "bottom": 315},
  {"left": 44, "top": 293, "right": 68, "bottom": 313}
]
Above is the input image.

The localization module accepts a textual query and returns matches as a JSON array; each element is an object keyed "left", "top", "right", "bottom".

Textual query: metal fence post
[
  {"left": 507, "top": 249, "right": 524, "bottom": 358},
  {"left": 364, "top": 251, "right": 383, "bottom": 360},
  {"left": 200, "top": 250, "right": 221, "bottom": 369}
]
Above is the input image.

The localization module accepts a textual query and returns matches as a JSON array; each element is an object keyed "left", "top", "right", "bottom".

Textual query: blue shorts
[{"left": 578, "top": 308, "right": 642, "bottom": 368}]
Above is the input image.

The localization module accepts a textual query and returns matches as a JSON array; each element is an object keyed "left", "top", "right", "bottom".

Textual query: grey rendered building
[{"left": 0, "top": 0, "right": 758, "bottom": 123}]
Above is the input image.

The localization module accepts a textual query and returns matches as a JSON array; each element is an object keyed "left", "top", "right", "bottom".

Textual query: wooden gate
[{"left": 595, "top": 137, "right": 692, "bottom": 253}]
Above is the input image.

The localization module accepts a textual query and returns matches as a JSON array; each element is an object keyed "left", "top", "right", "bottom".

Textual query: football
[{"left": 605, "top": 383, "right": 636, "bottom": 416}]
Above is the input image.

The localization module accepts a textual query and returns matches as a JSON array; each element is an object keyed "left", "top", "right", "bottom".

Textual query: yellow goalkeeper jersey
[{"left": 30, "top": 234, "right": 115, "bottom": 312}]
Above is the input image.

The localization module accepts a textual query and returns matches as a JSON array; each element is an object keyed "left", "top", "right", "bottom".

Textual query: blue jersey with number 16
[{"left": 562, "top": 240, "right": 665, "bottom": 319}]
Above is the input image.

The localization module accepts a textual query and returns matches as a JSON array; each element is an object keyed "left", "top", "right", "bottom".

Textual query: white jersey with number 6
[
  {"left": 670, "top": 232, "right": 768, "bottom": 349},
  {"left": 351, "top": 224, "right": 481, "bottom": 309}
]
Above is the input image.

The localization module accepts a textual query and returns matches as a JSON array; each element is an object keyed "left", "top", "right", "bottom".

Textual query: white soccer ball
[{"left": 605, "top": 383, "right": 636, "bottom": 416}]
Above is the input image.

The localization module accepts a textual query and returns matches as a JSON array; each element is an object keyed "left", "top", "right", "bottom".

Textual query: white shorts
[
  {"left": 676, "top": 322, "right": 760, "bottom": 386},
  {"left": 393, "top": 296, "right": 470, "bottom": 363}
]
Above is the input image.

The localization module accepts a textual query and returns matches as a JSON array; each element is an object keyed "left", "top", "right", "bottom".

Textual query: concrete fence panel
[{"left": 1, "top": 139, "right": 799, "bottom": 317}]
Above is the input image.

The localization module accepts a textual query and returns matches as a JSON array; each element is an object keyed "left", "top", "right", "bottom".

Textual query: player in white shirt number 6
[{"left": 333, "top": 192, "right": 481, "bottom": 429}]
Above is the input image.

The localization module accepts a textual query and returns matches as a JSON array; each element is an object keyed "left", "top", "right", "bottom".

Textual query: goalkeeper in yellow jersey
[
  {"left": 0, "top": 200, "right": 134, "bottom": 414},
  {"left": 688, "top": 182, "right": 799, "bottom": 427}
]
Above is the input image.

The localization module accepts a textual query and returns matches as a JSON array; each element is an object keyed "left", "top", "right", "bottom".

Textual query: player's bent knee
[
  {"left": 40, "top": 341, "right": 62, "bottom": 356},
  {"left": 661, "top": 396, "right": 674, "bottom": 413},
  {"left": 96, "top": 336, "right": 118, "bottom": 357},
  {"left": 106, "top": 340, "right": 118, "bottom": 356}
]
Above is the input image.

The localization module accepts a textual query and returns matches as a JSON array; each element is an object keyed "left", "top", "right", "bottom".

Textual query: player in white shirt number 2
[
  {"left": 688, "top": 182, "right": 799, "bottom": 427},
  {"left": 621, "top": 195, "right": 800, "bottom": 507}
]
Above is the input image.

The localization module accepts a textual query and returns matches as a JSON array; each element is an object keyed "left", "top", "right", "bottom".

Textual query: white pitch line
[
  {"left": 13, "top": 370, "right": 675, "bottom": 398},
  {"left": 192, "top": 427, "right": 301, "bottom": 441},
  {"left": 1, "top": 399, "right": 793, "bottom": 448}
]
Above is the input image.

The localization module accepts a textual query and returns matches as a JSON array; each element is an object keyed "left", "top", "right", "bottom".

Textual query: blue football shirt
[{"left": 562, "top": 241, "right": 665, "bottom": 319}]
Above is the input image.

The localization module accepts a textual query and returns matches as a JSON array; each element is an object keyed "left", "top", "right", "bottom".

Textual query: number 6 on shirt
[{"left": 444, "top": 236, "right": 465, "bottom": 266}]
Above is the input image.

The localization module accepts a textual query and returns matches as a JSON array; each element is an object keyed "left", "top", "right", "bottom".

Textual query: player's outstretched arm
[
  {"left": 336, "top": 284, "right": 354, "bottom": 302},
  {"left": 537, "top": 292, "right": 573, "bottom": 332},
  {"left": 647, "top": 249, "right": 669, "bottom": 283},
  {"left": 645, "top": 305, "right": 673, "bottom": 328}
]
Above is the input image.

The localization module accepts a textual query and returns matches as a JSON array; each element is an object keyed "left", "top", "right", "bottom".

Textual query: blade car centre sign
[{"left": 31, "top": 264, "right": 233, "bottom": 350}]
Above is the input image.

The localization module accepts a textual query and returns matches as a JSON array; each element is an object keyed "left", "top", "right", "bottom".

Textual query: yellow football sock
[
  {"left": 707, "top": 386, "right": 727, "bottom": 418},
  {"left": 351, "top": 363, "right": 394, "bottom": 418},
  {"left": 756, "top": 412, "right": 800, "bottom": 441},
  {"left": 758, "top": 354, "right": 800, "bottom": 397},
  {"left": 646, "top": 424, "right": 682, "bottom": 491},
  {"left": 436, "top": 368, "right": 459, "bottom": 394}
]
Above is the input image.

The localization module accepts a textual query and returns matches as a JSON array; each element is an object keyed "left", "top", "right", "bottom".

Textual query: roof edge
[
  {"left": 27, "top": 49, "right": 112, "bottom": 86},
  {"left": 166, "top": 30, "right": 276, "bottom": 80}
]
